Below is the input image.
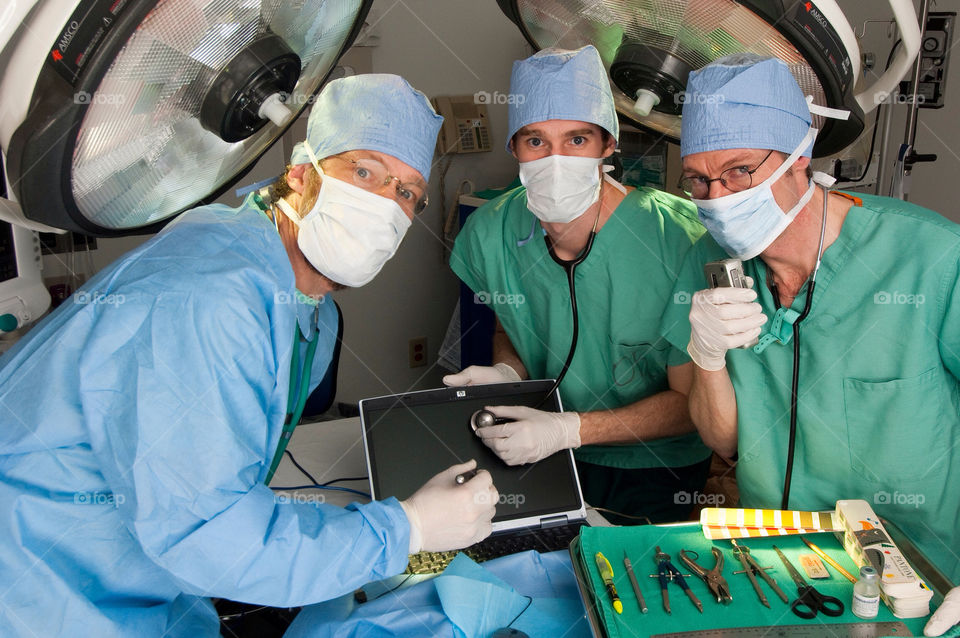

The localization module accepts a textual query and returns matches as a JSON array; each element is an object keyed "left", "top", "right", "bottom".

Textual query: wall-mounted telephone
[{"left": 431, "top": 95, "right": 492, "bottom": 154}]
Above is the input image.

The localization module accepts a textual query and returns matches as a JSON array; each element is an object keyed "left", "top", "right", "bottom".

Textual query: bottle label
[{"left": 852, "top": 592, "right": 880, "bottom": 618}]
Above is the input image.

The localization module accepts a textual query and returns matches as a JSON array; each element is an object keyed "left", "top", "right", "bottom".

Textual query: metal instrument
[
  {"left": 730, "top": 539, "right": 789, "bottom": 608},
  {"left": 679, "top": 547, "right": 733, "bottom": 604},
  {"left": 623, "top": 551, "right": 648, "bottom": 613},
  {"left": 773, "top": 545, "right": 845, "bottom": 619},
  {"left": 651, "top": 546, "right": 703, "bottom": 614}
]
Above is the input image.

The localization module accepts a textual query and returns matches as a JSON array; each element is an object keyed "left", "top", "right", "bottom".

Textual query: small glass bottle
[{"left": 852, "top": 565, "right": 880, "bottom": 618}]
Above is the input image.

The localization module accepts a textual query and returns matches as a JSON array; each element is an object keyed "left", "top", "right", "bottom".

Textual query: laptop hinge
[{"left": 538, "top": 514, "right": 570, "bottom": 529}]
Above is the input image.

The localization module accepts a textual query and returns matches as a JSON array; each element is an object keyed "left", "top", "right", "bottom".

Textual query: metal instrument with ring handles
[{"left": 773, "top": 545, "right": 845, "bottom": 619}]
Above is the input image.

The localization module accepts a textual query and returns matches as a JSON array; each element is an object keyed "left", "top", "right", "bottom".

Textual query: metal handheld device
[
  {"left": 704, "top": 258, "right": 757, "bottom": 348},
  {"left": 703, "top": 258, "right": 749, "bottom": 289}
]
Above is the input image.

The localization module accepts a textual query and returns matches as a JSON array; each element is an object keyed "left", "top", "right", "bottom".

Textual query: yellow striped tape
[{"left": 700, "top": 508, "right": 839, "bottom": 539}]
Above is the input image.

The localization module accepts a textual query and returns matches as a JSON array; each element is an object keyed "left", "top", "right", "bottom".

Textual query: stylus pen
[
  {"left": 454, "top": 469, "right": 477, "bottom": 485},
  {"left": 623, "top": 551, "right": 648, "bottom": 613}
]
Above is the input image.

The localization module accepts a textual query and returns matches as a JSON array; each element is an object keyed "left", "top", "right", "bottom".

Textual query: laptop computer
[{"left": 359, "top": 380, "right": 589, "bottom": 567}]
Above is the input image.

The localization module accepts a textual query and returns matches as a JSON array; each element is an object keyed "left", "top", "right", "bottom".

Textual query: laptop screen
[{"left": 361, "top": 381, "right": 584, "bottom": 525}]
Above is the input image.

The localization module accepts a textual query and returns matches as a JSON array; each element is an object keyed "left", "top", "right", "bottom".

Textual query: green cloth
[
  {"left": 573, "top": 524, "right": 934, "bottom": 637},
  {"left": 451, "top": 185, "right": 710, "bottom": 469},
  {"left": 661, "top": 193, "right": 960, "bottom": 584}
]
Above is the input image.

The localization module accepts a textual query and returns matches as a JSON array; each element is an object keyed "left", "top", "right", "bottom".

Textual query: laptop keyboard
[{"left": 405, "top": 521, "right": 586, "bottom": 574}]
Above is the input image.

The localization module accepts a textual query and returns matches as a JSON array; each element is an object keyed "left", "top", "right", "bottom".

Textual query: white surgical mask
[
  {"left": 277, "top": 147, "right": 411, "bottom": 288},
  {"left": 519, "top": 154, "right": 603, "bottom": 223},
  {"left": 692, "top": 127, "right": 818, "bottom": 260},
  {"left": 691, "top": 98, "right": 851, "bottom": 260}
]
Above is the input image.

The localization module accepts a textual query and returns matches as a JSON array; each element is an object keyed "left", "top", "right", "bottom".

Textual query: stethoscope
[
  {"left": 265, "top": 306, "right": 320, "bottom": 484},
  {"left": 536, "top": 203, "right": 602, "bottom": 408},
  {"left": 470, "top": 178, "right": 608, "bottom": 430},
  {"left": 773, "top": 180, "right": 831, "bottom": 509},
  {"left": 254, "top": 194, "right": 321, "bottom": 484}
]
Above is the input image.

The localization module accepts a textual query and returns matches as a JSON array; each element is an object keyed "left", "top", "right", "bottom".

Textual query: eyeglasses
[
  {"left": 327, "top": 155, "right": 429, "bottom": 215},
  {"left": 677, "top": 150, "right": 775, "bottom": 199}
]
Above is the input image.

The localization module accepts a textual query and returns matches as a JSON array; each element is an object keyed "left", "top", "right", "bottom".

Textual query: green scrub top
[
  {"left": 661, "top": 192, "right": 960, "bottom": 583},
  {"left": 451, "top": 185, "right": 711, "bottom": 469}
]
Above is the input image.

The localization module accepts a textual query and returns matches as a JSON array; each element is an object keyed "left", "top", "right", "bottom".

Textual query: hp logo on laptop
[{"left": 456, "top": 390, "right": 466, "bottom": 398}]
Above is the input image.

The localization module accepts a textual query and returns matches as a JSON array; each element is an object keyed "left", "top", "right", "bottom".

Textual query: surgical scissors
[
  {"left": 730, "top": 539, "right": 788, "bottom": 608},
  {"left": 773, "top": 545, "right": 845, "bottom": 619},
  {"left": 679, "top": 547, "right": 732, "bottom": 604}
]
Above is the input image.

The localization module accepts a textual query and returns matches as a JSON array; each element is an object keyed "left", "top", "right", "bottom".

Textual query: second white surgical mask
[
  {"left": 691, "top": 127, "right": 818, "bottom": 260},
  {"left": 519, "top": 154, "right": 603, "bottom": 223}
]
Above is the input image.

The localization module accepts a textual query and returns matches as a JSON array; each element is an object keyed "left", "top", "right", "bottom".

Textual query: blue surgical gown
[{"left": 0, "top": 199, "right": 410, "bottom": 636}]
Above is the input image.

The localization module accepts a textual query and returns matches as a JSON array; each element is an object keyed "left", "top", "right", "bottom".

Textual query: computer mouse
[{"left": 491, "top": 629, "right": 528, "bottom": 638}]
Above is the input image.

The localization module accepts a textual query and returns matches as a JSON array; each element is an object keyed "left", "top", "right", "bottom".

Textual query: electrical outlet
[{"left": 408, "top": 337, "right": 427, "bottom": 368}]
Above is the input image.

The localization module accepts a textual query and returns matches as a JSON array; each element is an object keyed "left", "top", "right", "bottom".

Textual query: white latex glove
[
  {"left": 442, "top": 363, "right": 521, "bottom": 386},
  {"left": 925, "top": 586, "right": 960, "bottom": 636},
  {"left": 475, "top": 405, "right": 581, "bottom": 466},
  {"left": 400, "top": 459, "right": 498, "bottom": 553},
  {"left": 687, "top": 283, "right": 767, "bottom": 371}
]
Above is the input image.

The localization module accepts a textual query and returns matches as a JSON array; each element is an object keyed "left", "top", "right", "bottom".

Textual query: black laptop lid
[{"left": 360, "top": 380, "right": 585, "bottom": 526}]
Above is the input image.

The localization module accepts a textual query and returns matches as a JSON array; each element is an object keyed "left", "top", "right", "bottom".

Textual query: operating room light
[
  {"left": 1, "top": 0, "right": 372, "bottom": 235},
  {"left": 496, "top": 0, "right": 921, "bottom": 158}
]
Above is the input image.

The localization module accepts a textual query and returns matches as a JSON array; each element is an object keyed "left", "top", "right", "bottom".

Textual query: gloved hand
[
  {"left": 400, "top": 459, "right": 498, "bottom": 553},
  {"left": 442, "top": 363, "right": 521, "bottom": 386},
  {"left": 475, "top": 405, "right": 580, "bottom": 466},
  {"left": 925, "top": 586, "right": 960, "bottom": 636},
  {"left": 687, "top": 283, "right": 767, "bottom": 371}
]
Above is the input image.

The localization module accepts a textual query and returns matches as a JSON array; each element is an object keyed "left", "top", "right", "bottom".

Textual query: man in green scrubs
[
  {"left": 446, "top": 46, "right": 711, "bottom": 523},
  {"left": 660, "top": 55, "right": 960, "bottom": 592}
]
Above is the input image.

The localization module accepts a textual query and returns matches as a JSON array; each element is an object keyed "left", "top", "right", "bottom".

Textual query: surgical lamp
[
  {"left": 495, "top": 0, "right": 921, "bottom": 158},
  {"left": 0, "top": 0, "right": 372, "bottom": 236}
]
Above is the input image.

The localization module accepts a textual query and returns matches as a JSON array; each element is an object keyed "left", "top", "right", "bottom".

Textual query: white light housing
[{"left": 1, "top": 0, "right": 373, "bottom": 235}]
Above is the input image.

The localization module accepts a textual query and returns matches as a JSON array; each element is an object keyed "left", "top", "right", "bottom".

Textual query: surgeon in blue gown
[{"left": 0, "top": 74, "right": 498, "bottom": 637}]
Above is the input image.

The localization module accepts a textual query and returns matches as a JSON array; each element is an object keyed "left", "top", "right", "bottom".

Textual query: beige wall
[{"left": 832, "top": 0, "right": 960, "bottom": 222}]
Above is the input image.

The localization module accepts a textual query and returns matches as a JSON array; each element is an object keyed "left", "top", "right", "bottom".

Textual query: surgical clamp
[
  {"left": 679, "top": 547, "right": 733, "bottom": 604},
  {"left": 730, "top": 539, "right": 789, "bottom": 608}
]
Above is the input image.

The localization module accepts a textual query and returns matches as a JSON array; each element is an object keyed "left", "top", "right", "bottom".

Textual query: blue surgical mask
[{"left": 692, "top": 127, "right": 818, "bottom": 260}]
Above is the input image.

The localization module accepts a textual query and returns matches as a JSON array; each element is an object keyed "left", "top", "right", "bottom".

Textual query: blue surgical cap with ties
[
  {"left": 680, "top": 54, "right": 813, "bottom": 159},
  {"left": 289, "top": 74, "right": 444, "bottom": 181},
  {"left": 506, "top": 45, "right": 619, "bottom": 152}
]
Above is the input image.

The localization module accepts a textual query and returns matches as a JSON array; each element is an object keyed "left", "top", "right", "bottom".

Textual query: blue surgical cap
[
  {"left": 290, "top": 74, "right": 444, "bottom": 181},
  {"left": 680, "top": 54, "right": 812, "bottom": 158},
  {"left": 506, "top": 45, "right": 618, "bottom": 152}
]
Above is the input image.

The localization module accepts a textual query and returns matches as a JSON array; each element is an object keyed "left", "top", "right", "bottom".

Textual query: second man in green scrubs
[{"left": 446, "top": 46, "right": 711, "bottom": 523}]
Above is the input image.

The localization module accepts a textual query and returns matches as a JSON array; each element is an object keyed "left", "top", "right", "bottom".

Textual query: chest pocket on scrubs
[
  {"left": 843, "top": 367, "right": 945, "bottom": 483},
  {"left": 612, "top": 338, "right": 670, "bottom": 392}
]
